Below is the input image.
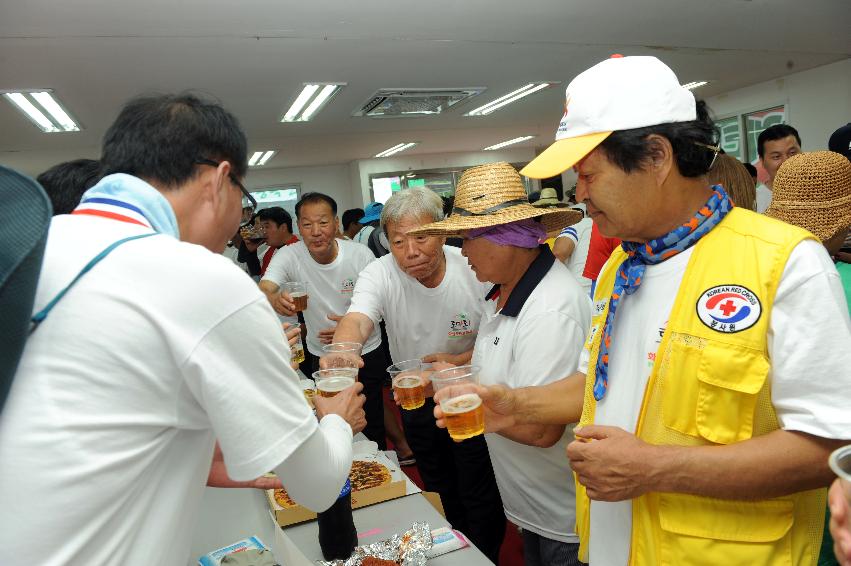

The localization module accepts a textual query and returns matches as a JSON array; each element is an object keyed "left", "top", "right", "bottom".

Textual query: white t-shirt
[
  {"left": 472, "top": 256, "right": 591, "bottom": 543},
  {"left": 755, "top": 183, "right": 772, "bottom": 213},
  {"left": 353, "top": 224, "right": 375, "bottom": 244},
  {"left": 578, "top": 239, "right": 851, "bottom": 566},
  {"left": 0, "top": 214, "right": 337, "bottom": 566},
  {"left": 262, "top": 240, "right": 381, "bottom": 356},
  {"left": 347, "top": 246, "right": 489, "bottom": 362},
  {"left": 556, "top": 217, "right": 594, "bottom": 293}
]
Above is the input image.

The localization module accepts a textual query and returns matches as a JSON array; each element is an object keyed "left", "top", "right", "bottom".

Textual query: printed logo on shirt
[
  {"left": 448, "top": 312, "right": 474, "bottom": 339},
  {"left": 593, "top": 299, "right": 608, "bottom": 317},
  {"left": 647, "top": 320, "right": 667, "bottom": 368},
  {"left": 340, "top": 277, "right": 355, "bottom": 294},
  {"left": 695, "top": 285, "right": 762, "bottom": 333}
]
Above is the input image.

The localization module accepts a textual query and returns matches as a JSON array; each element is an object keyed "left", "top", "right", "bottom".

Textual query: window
[
  {"left": 252, "top": 186, "right": 300, "bottom": 226},
  {"left": 716, "top": 116, "right": 743, "bottom": 161},
  {"left": 714, "top": 105, "right": 786, "bottom": 165}
]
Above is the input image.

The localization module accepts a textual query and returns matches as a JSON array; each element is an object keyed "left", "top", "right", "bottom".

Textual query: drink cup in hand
[
  {"left": 283, "top": 281, "right": 308, "bottom": 312},
  {"left": 430, "top": 365, "right": 485, "bottom": 442}
]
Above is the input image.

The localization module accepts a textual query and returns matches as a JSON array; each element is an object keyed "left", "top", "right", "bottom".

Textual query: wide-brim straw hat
[
  {"left": 533, "top": 187, "right": 570, "bottom": 208},
  {"left": 765, "top": 151, "right": 851, "bottom": 242},
  {"left": 409, "top": 162, "right": 581, "bottom": 237}
]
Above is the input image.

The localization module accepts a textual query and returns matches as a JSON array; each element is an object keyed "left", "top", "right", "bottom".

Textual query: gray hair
[{"left": 380, "top": 187, "right": 444, "bottom": 233}]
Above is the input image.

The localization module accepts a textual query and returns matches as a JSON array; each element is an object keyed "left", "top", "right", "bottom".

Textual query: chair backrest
[{"left": 0, "top": 165, "right": 52, "bottom": 413}]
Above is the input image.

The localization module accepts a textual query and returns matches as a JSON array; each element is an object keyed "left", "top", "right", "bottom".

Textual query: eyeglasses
[
  {"left": 694, "top": 142, "right": 721, "bottom": 171},
  {"left": 195, "top": 158, "right": 257, "bottom": 225}
]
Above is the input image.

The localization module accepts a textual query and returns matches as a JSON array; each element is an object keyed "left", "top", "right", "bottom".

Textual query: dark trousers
[
  {"left": 521, "top": 531, "right": 583, "bottom": 566},
  {"left": 401, "top": 399, "right": 505, "bottom": 563},
  {"left": 311, "top": 345, "right": 387, "bottom": 451}
]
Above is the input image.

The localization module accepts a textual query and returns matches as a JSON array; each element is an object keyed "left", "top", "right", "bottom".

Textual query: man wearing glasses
[{"left": 0, "top": 94, "right": 365, "bottom": 566}]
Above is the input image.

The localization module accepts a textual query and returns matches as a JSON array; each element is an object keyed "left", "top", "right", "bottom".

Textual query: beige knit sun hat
[
  {"left": 765, "top": 151, "right": 851, "bottom": 242},
  {"left": 409, "top": 162, "right": 581, "bottom": 237}
]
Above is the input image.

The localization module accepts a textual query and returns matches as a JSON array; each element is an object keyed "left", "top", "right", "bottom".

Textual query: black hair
[
  {"left": 100, "top": 93, "right": 247, "bottom": 189},
  {"left": 341, "top": 208, "right": 365, "bottom": 230},
  {"left": 598, "top": 100, "right": 718, "bottom": 178},
  {"left": 441, "top": 195, "right": 454, "bottom": 217},
  {"left": 742, "top": 162, "right": 758, "bottom": 178},
  {"left": 295, "top": 192, "right": 337, "bottom": 219},
  {"left": 528, "top": 190, "right": 542, "bottom": 204},
  {"left": 757, "top": 124, "right": 801, "bottom": 158},
  {"left": 36, "top": 158, "right": 102, "bottom": 215},
  {"left": 256, "top": 206, "right": 293, "bottom": 232}
]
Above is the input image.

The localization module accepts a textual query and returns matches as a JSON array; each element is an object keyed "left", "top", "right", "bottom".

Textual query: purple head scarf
[{"left": 466, "top": 218, "right": 547, "bottom": 248}]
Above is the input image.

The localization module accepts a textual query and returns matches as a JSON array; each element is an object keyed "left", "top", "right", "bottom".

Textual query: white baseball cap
[{"left": 521, "top": 55, "right": 697, "bottom": 179}]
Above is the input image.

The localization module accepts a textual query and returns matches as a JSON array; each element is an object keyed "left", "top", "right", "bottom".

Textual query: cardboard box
[{"left": 266, "top": 442, "right": 407, "bottom": 527}]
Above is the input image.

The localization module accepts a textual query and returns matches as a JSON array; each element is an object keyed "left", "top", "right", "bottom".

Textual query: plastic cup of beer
[
  {"left": 388, "top": 359, "right": 426, "bottom": 410},
  {"left": 829, "top": 444, "right": 851, "bottom": 510},
  {"left": 313, "top": 368, "right": 358, "bottom": 398},
  {"left": 322, "top": 342, "right": 363, "bottom": 369},
  {"left": 283, "top": 281, "right": 308, "bottom": 312},
  {"left": 430, "top": 365, "right": 484, "bottom": 442},
  {"left": 290, "top": 339, "right": 305, "bottom": 365},
  {"left": 300, "top": 378, "right": 316, "bottom": 409}
]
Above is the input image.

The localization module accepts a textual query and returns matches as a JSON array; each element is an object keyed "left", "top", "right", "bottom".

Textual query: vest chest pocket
[{"left": 662, "top": 338, "right": 770, "bottom": 444}]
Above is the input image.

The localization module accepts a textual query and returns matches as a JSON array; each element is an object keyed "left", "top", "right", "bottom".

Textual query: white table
[{"left": 189, "top": 455, "right": 493, "bottom": 565}]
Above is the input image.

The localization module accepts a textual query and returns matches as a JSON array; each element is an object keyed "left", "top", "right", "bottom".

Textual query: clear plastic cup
[
  {"left": 312, "top": 368, "right": 358, "bottom": 398},
  {"left": 430, "top": 365, "right": 484, "bottom": 441},
  {"left": 388, "top": 359, "right": 426, "bottom": 410},
  {"left": 322, "top": 342, "right": 363, "bottom": 369},
  {"left": 283, "top": 281, "right": 308, "bottom": 312}
]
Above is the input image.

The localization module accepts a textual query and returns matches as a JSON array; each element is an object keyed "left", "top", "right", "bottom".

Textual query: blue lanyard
[{"left": 29, "top": 233, "right": 157, "bottom": 334}]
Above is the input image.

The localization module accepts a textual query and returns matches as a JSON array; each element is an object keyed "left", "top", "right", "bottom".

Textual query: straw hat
[
  {"left": 533, "top": 187, "right": 570, "bottom": 208},
  {"left": 409, "top": 162, "right": 581, "bottom": 236},
  {"left": 765, "top": 151, "right": 851, "bottom": 242}
]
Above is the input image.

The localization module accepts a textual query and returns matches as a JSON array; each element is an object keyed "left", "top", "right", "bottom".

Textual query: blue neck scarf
[
  {"left": 593, "top": 186, "right": 734, "bottom": 401},
  {"left": 78, "top": 173, "right": 180, "bottom": 238}
]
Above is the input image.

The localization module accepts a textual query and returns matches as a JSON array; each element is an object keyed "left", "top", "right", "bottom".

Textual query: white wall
[{"left": 706, "top": 58, "right": 851, "bottom": 153}]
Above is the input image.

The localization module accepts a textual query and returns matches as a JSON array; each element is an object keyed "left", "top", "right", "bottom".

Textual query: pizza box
[{"left": 266, "top": 440, "right": 407, "bottom": 527}]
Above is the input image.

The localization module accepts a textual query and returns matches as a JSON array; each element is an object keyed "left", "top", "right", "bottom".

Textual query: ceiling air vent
[{"left": 352, "top": 87, "right": 485, "bottom": 118}]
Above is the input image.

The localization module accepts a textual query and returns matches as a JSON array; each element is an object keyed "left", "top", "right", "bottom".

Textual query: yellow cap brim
[{"left": 520, "top": 131, "right": 613, "bottom": 179}]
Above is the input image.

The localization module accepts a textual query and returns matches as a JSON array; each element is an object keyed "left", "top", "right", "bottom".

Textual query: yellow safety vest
[{"left": 576, "top": 207, "right": 827, "bottom": 566}]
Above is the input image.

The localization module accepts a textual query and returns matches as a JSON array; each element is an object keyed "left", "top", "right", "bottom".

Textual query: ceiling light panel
[
  {"left": 281, "top": 83, "right": 345, "bottom": 122},
  {"left": 374, "top": 142, "right": 418, "bottom": 158},
  {"left": 248, "top": 150, "right": 277, "bottom": 167},
  {"left": 465, "top": 82, "right": 558, "bottom": 117},
  {"left": 2, "top": 90, "right": 81, "bottom": 132},
  {"left": 682, "top": 81, "right": 709, "bottom": 90},
  {"left": 483, "top": 135, "right": 536, "bottom": 151}
]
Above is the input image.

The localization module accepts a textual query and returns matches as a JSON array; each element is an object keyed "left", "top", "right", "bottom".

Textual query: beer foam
[
  {"left": 317, "top": 376, "right": 355, "bottom": 392},
  {"left": 443, "top": 393, "right": 482, "bottom": 413},
  {"left": 394, "top": 375, "right": 423, "bottom": 388}
]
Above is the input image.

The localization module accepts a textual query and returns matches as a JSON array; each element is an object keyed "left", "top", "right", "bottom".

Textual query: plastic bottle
[{"left": 317, "top": 478, "right": 358, "bottom": 560}]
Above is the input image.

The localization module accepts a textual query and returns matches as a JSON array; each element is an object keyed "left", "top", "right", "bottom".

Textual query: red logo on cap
[{"left": 610, "top": 53, "right": 624, "bottom": 58}]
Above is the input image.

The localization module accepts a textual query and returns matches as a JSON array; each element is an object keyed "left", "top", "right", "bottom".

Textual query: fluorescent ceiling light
[
  {"left": 682, "top": 81, "right": 708, "bottom": 90},
  {"left": 3, "top": 90, "right": 81, "bottom": 132},
  {"left": 281, "top": 83, "right": 345, "bottom": 122},
  {"left": 248, "top": 150, "right": 276, "bottom": 167},
  {"left": 374, "top": 142, "right": 418, "bottom": 158},
  {"left": 465, "top": 82, "right": 556, "bottom": 116},
  {"left": 483, "top": 135, "right": 536, "bottom": 151}
]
